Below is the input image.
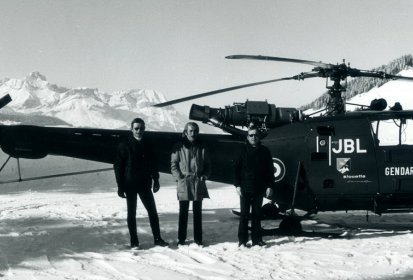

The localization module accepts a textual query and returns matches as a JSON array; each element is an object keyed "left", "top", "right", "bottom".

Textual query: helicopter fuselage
[
  {"left": 1, "top": 110, "right": 413, "bottom": 216},
  {"left": 266, "top": 110, "right": 413, "bottom": 214}
]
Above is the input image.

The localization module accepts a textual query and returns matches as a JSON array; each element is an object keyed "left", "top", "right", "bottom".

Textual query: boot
[{"left": 154, "top": 237, "right": 169, "bottom": 247}]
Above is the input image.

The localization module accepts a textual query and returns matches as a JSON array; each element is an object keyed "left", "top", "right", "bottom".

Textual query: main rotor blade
[
  {"left": 0, "top": 94, "right": 12, "bottom": 110},
  {"left": 154, "top": 73, "right": 318, "bottom": 107},
  {"left": 353, "top": 70, "right": 413, "bottom": 81},
  {"left": 226, "top": 55, "right": 332, "bottom": 68}
]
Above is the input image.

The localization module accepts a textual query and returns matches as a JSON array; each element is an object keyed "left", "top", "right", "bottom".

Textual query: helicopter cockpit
[{"left": 370, "top": 112, "right": 413, "bottom": 146}]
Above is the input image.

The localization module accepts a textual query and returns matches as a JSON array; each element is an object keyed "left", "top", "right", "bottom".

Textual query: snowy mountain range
[{"left": 0, "top": 72, "right": 188, "bottom": 131}]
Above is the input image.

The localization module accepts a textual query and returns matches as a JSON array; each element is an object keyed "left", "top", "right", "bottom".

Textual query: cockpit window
[{"left": 371, "top": 119, "right": 413, "bottom": 146}]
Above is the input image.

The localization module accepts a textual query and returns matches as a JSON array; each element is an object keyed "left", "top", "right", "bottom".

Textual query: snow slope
[{"left": 346, "top": 69, "right": 413, "bottom": 111}]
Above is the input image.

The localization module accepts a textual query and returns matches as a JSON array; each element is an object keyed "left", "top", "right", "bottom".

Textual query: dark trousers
[
  {"left": 238, "top": 193, "right": 263, "bottom": 243},
  {"left": 178, "top": 200, "right": 203, "bottom": 243},
  {"left": 126, "top": 189, "right": 161, "bottom": 243}
]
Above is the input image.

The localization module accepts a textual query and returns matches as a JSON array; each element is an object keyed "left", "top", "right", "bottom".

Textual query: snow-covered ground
[{"left": 1, "top": 157, "right": 413, "bottom": 280}]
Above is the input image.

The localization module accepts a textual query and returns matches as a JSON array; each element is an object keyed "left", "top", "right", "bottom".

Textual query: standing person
[
  {"left": 114, "top": 118, "right": 169, "bottom": 249},
  {"left": 171, "top": 122, "right": 211, "bottom": 246},
  {"left": 234, "top": 126, "right": 274, "bottom": 247}
]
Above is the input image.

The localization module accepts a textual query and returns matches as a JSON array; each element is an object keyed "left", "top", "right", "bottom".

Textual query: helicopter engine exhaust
[{"left": 189, "top": 101, "right": 303, "bottom": 130}]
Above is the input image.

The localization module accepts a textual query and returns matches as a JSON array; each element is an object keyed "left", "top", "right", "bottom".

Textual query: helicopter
[{"left": 2, "top": 55, "right": 413, "bottom": 233}]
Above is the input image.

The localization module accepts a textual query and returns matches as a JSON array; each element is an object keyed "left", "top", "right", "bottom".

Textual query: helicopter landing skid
[
  {"left": 231, "top": 209, "right": 285, "bottom": 220},
  {"left": 268, "top": 214, "right": 352, "bottom": 238},
  {"left": 232, "top": 209, "right": 350, "bottom": 238},
  {"left": 260, "top": 226, "right": 352, "bottom": 239}
]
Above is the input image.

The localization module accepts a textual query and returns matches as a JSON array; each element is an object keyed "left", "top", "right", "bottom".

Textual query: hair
[
  {"left": 130, "top": 117, "right": 145, "bottom": 129},
  {"left": 248, "top": 125, "right": 259, "bottom": 133},
  {"left": 182, "top": 122, "right": 199, "bottom": 138},
  {"left": 247, "top": 125, "right": 261, "bottom": 139}
]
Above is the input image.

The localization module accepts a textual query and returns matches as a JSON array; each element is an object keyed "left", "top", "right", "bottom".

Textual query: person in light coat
[{"left": 171, "top": 122, "right": 211, "bottom": 246}]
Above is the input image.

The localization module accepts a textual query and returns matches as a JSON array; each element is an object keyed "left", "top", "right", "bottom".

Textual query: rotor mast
[{"left": 324, "top": 61, "right": 348, "bottom": 115}]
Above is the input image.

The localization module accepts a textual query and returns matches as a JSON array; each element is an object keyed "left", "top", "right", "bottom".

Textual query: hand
[
  {"left": 117, "top": 190, "right": 126, "bottom": 198},
  {"left": 153, "top": 180, "right": 160, "bottom": 193},
  {"left": 236, "top": 187, "right": 242, "bottom": 197},
  {"left": 265, "top": 188, "right": 273, "bottom": 198}
]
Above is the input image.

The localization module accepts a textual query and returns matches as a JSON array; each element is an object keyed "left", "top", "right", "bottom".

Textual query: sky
[{"left": 1, "top": 0, "right": 413, "bottom": 114}]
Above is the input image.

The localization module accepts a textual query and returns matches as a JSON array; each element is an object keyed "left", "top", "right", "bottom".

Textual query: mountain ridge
[{"left": 0, "top": 72, "right": 188, "bottom": 131}]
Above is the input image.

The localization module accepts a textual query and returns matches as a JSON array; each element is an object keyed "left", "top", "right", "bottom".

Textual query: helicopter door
[
  {"left": 372, "top": 118, "right": 413, "bottom": 194},
  {"left": 307, "top": 118, "right": 379, "bottom": 210}
]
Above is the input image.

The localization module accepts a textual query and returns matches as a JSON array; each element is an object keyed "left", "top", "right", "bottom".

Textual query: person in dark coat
[
  {"left": 234, "top": 126, "right": 274, "bottom": 247},
  {"left": 114, "top": 118, "right": 168, "bottom": 249},
  {"left": 171, "top": 122, "right": 210, "bottom": 246}
]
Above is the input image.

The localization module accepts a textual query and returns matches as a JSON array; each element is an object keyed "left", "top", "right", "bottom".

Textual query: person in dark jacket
[
  {"left": 171, "top": 122, "right": 210, "bottom": 246},
  {"left": 234, "top": 126, "right": 274, "bottom": 247},
  {"left": 114, "top": 118, "right": 168, "bottom": 249}
]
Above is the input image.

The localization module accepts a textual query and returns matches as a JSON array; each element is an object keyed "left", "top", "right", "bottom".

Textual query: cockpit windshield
[{"left": 371, "top": 118, "right": 413, "bottom": 146}]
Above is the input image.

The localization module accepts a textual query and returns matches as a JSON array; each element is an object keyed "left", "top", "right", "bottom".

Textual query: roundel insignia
[{"left": 272, "top": 158, "right": 286, "bottom": 182}]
